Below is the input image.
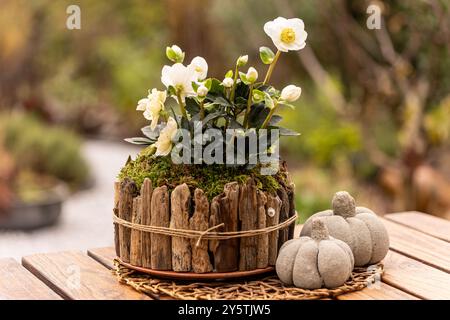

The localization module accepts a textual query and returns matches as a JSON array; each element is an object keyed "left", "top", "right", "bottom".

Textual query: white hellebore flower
[
  {"left": 136, "top": 89, "right": 167, "bottom": 130},
  {"left": 153, "top": 117, "right": 178, "bottom": 157},
  {"left": 197, "top": 84, "right": 209, "bottom": 97},
  {"left": 222, "top": 77, "right": 234, "bottom": 88},
  {"left": 280, "top": 85, "right": 302, "bottom": 102},
  {"left": 188, "top": 56, "right": 208, "bottom": 81},
  {"left": 264, "top": 17, "right": 307, "bottom": 52},
  {"left": 246, "top": 67, "right": 258, "bottom": 83},
  {"left": 161, "top": 63, "right": 197, "bottom": 101}
]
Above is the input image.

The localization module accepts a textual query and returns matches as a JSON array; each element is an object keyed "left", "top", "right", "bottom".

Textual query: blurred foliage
[
  {"left": 0, "top": 113, "right": 89, "bottom": 187},
  {"left": 0, "top": 0, "right": 449, "bottom": 215}
]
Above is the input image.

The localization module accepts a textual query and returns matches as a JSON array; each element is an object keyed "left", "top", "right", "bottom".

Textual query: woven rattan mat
[{"left": 114, "top": 260, "right": 384, "bottom": 300}]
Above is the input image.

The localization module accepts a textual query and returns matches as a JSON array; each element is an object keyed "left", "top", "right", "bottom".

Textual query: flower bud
[
  {"left": 166, "top": 45, "right": 185, "bottom": 63},
  {"left": 280, "top": 85, "right": 302, "bottom": 102},
  {"left": 197, "top": 85, "right": 209, "bottom": 97},
  {"left": 246, "top": 67, "right": 258, "bottom": 83},
  {"left": 237, "top": 55, "right": 248, "bottom": 67},
  {"left": 222, "top": 77, "right": 234, "bottom": 88}
]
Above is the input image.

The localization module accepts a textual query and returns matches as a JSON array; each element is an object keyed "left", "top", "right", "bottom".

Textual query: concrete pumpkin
[
  {"left": 300, "top": 191, "right": 389, "bottom": 266},
  {"left": 276, "top": 219, "right": 354, "bottom": 289}
]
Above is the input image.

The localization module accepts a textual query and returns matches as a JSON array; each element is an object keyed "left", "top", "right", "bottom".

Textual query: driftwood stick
[
  {"left": 118, "top": 178, "right": 138, "bottom": 263},
  {"left": 238, "top": 178, "right": 258, "bottom": 271},
  {"left": 129, "top": 196, "right": 143, "bottom": 266},
  {"left": 210, "top": 182, "right": 240, "bottom": 272},
  {"left": 277, "top": 187, "right": 290, "bottom": 249},
  {"left": 140, "top": 178, "right": 153, "bottom": 268},
  {"left": 287, "top": 184, "right": 296, "bottom": 240},
  {"left": 256, "top": 191, "right": 268, "bottom": 269},
  {"left": 150, "top": 186, "right": 172, "bottom": 270},
  {"left": 266, "top": 194, "right": 282, "bottom": 265},
  {"left": 170, "top": 184, "right": 192, "bottom": 272},
  {"left": 189, "top": 189, "right": 213, "bottom": 273},
  {"left": 113, "top": 181, "right": 121, "bottom": 257}
]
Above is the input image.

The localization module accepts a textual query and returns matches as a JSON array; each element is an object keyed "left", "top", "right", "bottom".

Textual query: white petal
[
  {"left": 161, "top": 65, "right": 172, "bottom": 87},
  {"left": 272, "top": 38, "right": 290, "bottom": 52},
  {"left": 189, "top": 56, "right": 208, "bottom": 80},
  {"left": 136, "top": 98, "right": 149, "bottom": 110},
  {"left": 288, "top": 18, "right": 305, "bottom": 30},
  {"left": 143, "top": 110, "right": 152, "bottom": 120}
]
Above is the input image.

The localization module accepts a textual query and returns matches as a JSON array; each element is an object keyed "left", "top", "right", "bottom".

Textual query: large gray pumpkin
[
  {"left": 300, "top": 191, "right": 389, "bottom": 266},
  {"left": 276, "top": 219, "right": 354, "bottom": 289}
]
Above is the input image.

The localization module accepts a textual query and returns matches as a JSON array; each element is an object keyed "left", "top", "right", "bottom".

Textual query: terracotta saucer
[{"left": 119, "top": 260, "right": 275, "bottom": 281}]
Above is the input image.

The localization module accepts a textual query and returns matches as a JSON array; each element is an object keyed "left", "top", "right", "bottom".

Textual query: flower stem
[
  {"left": 199, "top": 101, "right": 205, "bottom": 120},
  {"left": 229, "top": 64, "right": 239, "bottom": 103},
  {"left": 263, "top": 50, "right": 281, "bottom": 85},
  {"left": 176, "top": 91, "right": 188, "bottom": 119},
  {"left": 243, "top": 84, "right": 254, "bottom": 128},
  {"left": 261, "top": 102, "right": 278, "bottom": 129}
]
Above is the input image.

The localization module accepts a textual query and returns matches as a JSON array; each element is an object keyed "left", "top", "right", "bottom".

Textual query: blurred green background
[{"left": 1, "top": 0, "right": 449, "bottom": 222}]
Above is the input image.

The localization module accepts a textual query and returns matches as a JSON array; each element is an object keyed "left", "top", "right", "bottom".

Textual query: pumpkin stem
[
  {"left": 332, "top": 191, "right": 356, "bottom": 218},
  {"left": 311, "top": 218, "right": 329, "bottom": 241}
]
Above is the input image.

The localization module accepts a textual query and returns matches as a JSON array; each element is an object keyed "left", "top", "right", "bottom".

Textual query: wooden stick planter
[{"left": 112, "top": 178, "right": 297, "bottom": 277}]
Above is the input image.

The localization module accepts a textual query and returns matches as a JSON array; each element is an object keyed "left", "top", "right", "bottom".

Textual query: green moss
[{"left": 118, "top": 147, "right": 287, "bottom": 199}]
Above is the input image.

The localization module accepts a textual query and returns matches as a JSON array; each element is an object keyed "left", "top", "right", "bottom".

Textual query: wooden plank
[
  {"left": 190, "top": 188, "right": 213, "bottom": 273},
  {"left": 382, "top": 250, "right": 450, "bottom": 300},
  {"left": 238, "top": 179, "right": 258, "bottom": 271},
  {"left": 22, "top": 251, "right": 150, "bottom": 300},
  {"left": 129, "top": 196, "right": 143, "bottom": 266},
  {"left": 382, "top": 218, "right": 450, "bottom": 273},
  {"left": 210, "top": 182, "right": 240, "bottom": 272},
  {"left": 337, "top": 282, "right": 417, "bottom": 300},
  {"left": 170, "top": 183, "right": 192, "bottom": 272},
  {"left": 385, "top": 211, "right": 450, "bottom": 242},
  {"left": 150, "top": 186, "right": 172, "bottom": 270},
  {"left": 0, "top": 258, "right": 61, "bottom": 300},
  {"left": 87, "top": 247, "right": 116, "bottom": 269}
]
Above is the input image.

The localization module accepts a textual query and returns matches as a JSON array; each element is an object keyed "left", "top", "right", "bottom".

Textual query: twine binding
[
  {"left": 113, "top": 211, "right": 297, "bottom": 247},
  {"left": 114, "top": 260, "right": 384, "bottom": 300}
]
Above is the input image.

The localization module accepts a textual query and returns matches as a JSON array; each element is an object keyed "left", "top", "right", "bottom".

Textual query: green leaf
[
  {"left": 269, "top": 115, "right": 283, "bottom": 125},
  {"left": 278, "top": 101, "right": 296, "bottom": 109},
  {"left": 202, "top": 111, "right": 227, "bottom": 126},
  {"left": 204, "top": 78, "right": 212, "bottom": 90},
  {"left": 141, "top": 126, "right": 160, "bottom": 140},
  {"left": 209, "top": 78, "right": 224, "bottom": 94},
  {"left": 225, "top": 70, "right": 233, "bottom": 78},
  {"left": 259, "top": 46, "right": 275, "bottom": 65},
  {"left": 239, "top": 72, "right": 251, "bottom": 85},
  {"left": 264, "top": 92, "right": 275, "bottom": 109},
  {"left": 185, "top": 97, "right": 200, "bottom": 115},
  {"left": 167, "top": 85, "right": 177, "bottom": 96},
  {"left": 277, "top": 127, "right": 301, "bottom": 136},
  {"left": 124, "top": 137, "right": 153, "bottom": 145},
  {"left": 192, "top": 81, "right": 200, "bottom": 92},
  {"left": 252, "top": 89, "right": 265, "bottom": 103},
  {"left": 248, "top": 103, "right": 270, "bottom": 127}
]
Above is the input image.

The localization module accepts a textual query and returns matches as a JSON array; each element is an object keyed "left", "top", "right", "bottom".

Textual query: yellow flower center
[
  {"left": 195, "top": 66, "right": 203, "bottom": 73},
  {"left": 280, "top": 28, "right": 296, "bottom": 44}
]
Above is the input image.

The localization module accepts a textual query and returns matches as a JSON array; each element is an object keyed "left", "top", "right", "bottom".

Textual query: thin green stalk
[
  {"left": 229, "top": 64, "right": 239, "bottom": 103},
  {"left": 261, "top": 103, "right": 278, "bottom": 129},
  {"left": 263, "top": 50, "right": 281, "bottom": 85},
  {"left": 176, "top": 91, "right": 188, "bottom": 119},
  {"left": 243, "top": 84, "right": 254, "bottom": 128},
  {"left": 199, "top": 101, "right": 205, "bottom": 120}
]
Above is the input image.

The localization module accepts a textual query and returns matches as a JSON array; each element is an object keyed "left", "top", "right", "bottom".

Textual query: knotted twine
[{"left": 113, "top": 211, "right": 297, "bottom": 247}]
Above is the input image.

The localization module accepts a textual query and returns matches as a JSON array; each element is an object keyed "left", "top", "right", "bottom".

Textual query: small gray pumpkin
[
  {"left": 300, "top": 191, "right": 389, "bottom": 266},
  {"left": 276, "top": 218, "right": 354, "bottom": 289}
]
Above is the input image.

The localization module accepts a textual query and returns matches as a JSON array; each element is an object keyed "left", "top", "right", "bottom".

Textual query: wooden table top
[{"left": 1, "top": 211, "right": 450, "bottom": 300}]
